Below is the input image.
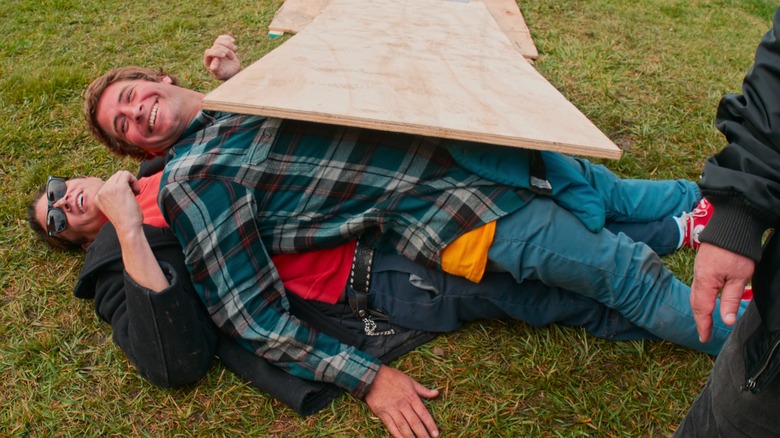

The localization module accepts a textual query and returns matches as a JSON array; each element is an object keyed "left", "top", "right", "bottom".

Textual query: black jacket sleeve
[
  {"left": 78, "top": 224, "right": 345, "bottom": 412},
  {"left": 86, "top": 225, "right": 218, "bottom": 388},
  {"left": 698, "top": 9, "right": 780, "bottom": 391},
  {"left": 698, "top": 8, "right": 780, "bottom": 261}
]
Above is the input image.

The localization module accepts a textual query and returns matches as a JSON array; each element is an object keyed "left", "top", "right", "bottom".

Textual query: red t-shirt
[
  {"left": 272, "top": 241, "right": 356, "bottom": 304},
  {"left": 136, "top": 173, "right": 351, "bottom": 304},
  {"left": 136, "top": 172, "right": 167, "bottom": 228}
]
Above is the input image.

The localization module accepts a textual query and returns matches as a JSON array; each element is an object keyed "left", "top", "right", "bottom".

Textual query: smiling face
[
  {"left": 95, "top": 77, "right": 204, "bottom": 156},
  {"left": 34, "top": 177, "right": 109, "bottom": 246}
]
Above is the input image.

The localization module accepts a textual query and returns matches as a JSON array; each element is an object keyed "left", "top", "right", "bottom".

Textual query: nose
[
  {"left": 132, "top": 103, "right": 144, "bottom": 124},
  {"left": 53, "top": 194, "right": 71, "bottom": 211}
]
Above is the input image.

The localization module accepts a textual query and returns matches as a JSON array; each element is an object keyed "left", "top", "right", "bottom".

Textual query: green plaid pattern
[{"left": 160, "top": 112, "right": 531, "bottom": 394}]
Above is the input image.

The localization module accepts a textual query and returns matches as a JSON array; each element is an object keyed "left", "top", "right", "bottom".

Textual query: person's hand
[
  {"left": 204, "top": 35, "right": 241, "bottom": 81},
  {"left": 94, "top": 170, "right": 143, "bottom": 237},
  {"left": 691, "top": 242, "right": 755, "bottom": 343},
  {"left": 96, "top": 170, "right": 171, "bottom": 292},
  {"left": 364, "top": 365, "right": 440, "bottom": 438}
]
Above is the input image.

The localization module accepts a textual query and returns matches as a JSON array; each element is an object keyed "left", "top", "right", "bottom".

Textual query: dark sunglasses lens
[
  {"left": 47, "top": 208, "right": 67, "bottom": 236},
  {"left": 47, "top": 178, "right": 67, "bottom": 203}
]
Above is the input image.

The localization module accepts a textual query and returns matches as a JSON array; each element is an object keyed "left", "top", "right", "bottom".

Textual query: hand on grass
[
  {"left": 691, "top": 243, "right": 754, "bottom": 343},
  {"left": 364, "top": 365, "right": 440, "bottom": 438}
]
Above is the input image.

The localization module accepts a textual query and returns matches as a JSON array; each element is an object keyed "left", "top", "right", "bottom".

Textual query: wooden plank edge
[{"left": 202, "top": 99, "right": 622, "bottom": 160}]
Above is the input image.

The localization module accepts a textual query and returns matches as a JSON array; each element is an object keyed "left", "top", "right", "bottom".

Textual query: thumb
[
  {"left": 129, "top": 179, "right": 142, "bottom": 195},
  {"left": 209, "top": 57, "right": 220, "bottom": 72},
  {"left": 720, "top": 283, "right": 747, "bottom": 326},
  {"left": 414, "top": 382, "right": 439, "bottom": 399}
]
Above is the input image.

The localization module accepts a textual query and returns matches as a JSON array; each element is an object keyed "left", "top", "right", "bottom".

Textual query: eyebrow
[{"left": 112, "top": 84, "right": 130, "bottom": 135}]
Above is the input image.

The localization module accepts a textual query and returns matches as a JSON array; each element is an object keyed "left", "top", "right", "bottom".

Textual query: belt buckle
[{"left": 348, "top": 240, "right": 395, "bottom": 336}]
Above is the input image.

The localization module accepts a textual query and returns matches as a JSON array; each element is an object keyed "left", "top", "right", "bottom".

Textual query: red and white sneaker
[{"left": 680, "top": 198, "right": 714, "bottom": 250}]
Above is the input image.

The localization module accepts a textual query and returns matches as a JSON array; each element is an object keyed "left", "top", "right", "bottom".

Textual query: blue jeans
[
  {"left": 487, "top": 196, "right": 746, "bottom": 355},
  {"left": 606, "top": 219, "right": 680, "bottom": 256},
  {"left": 367, "top": 161, "right": 712, "bottom": 347},
  {"left": 568, "top": 156, "right": 700, "bottom": 255},
  {"left": 485, "top": 159, "right": 747, "bottom": 354},
  {"left": 367, "top": 251, "right": 658, "bottom": 341},
  {"left": 565, "top": 156, "right": 701, "bottom": 222}
]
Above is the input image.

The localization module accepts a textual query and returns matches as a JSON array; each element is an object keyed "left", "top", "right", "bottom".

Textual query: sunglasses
[{"left": 45, "top": 176, "right": 68, "bottom": 237}]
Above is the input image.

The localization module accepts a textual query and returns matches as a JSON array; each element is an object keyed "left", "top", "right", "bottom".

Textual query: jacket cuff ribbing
[{"left": 698, "top": 197, "right": 767, "bottom": 261}]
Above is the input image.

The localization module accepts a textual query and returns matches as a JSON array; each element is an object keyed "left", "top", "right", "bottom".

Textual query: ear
[
  {"left": 81, "top": 240, "right": 93, "bottom": 251},
  {"left": 161, "top": 75, "right": 173, "bottom": 84}
]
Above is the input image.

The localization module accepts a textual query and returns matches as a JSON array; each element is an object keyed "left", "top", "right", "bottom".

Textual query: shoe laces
[
  {"left": 680, "top": 199, "right": 711, "bottom": 247},
  {"left": 687, "top": 199, "right": 711, "bottom": 219}
]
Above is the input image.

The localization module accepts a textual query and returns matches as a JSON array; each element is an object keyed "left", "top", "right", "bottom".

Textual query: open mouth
[
  {"left": 149, "top": 101, "right": 159, "bottom": 131},
  {"left": 77, "top": 193, "right": 85, "bottom": 212}
]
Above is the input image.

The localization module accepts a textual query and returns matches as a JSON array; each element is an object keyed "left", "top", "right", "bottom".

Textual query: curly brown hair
[{"left": 84, "top": 67, "right": 181, "bottom": 161}]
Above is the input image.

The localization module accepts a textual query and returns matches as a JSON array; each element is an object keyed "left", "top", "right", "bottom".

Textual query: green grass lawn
[{"left": 1, "top": 0, "right": 776, "bottom": 435}]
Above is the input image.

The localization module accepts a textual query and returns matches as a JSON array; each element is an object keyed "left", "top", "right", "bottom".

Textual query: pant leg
[
  {"left": 566, "top": 156, "right": 701, "bottom": 222},
  {"left": 674, "top": 302, "right": 780, "bottom": 437},
  {"left": 606, "top": 218, "right": 681, "bottom": 256},
  {"left": 367, "top": 251, "right": 658, "bottom": 341},
  {"left": 487, "top": 198, "right": 745, "bottom": 355}
]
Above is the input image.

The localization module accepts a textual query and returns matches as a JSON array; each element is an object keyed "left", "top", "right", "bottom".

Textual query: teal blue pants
[{"left": 487, "top": 160, "right": 744, "bottom": 355}]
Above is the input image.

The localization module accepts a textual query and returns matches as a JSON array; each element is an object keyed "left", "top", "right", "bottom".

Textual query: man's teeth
[
  {"left": 149, "top": 102, "right": 158, "bottom": 130},
  {"left": 78, "top": 194, "right": 84, "bottom": 212}
]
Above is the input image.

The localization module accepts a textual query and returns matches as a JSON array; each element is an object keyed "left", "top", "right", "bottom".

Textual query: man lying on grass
[
  {"left": 73, "top": 35, "right": 748, "bottom": 437},
  {"left": 28, "top": 157, "right": 678, "bottom": 413}
]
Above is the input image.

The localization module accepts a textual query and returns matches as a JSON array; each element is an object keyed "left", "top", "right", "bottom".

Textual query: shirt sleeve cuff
[{"left": 338, "top": 349, "right": 383, "bottom": 398}]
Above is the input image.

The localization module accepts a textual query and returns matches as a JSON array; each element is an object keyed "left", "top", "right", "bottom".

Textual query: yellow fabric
[{"left": 440, "top": 221, "right": 496, "bottom": 283}]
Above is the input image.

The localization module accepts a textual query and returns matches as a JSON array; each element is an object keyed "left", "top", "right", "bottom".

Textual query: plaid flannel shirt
[{"left": 159, "top": 111, "right": 530, "bottom": 395}]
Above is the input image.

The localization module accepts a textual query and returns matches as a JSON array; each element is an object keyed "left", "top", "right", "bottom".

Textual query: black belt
[
  {"left": 348, "top": 239, "right": 374, "bottom": 319},
  {"left": 347, "top": 240, "right": 395, "bottom": 336}
]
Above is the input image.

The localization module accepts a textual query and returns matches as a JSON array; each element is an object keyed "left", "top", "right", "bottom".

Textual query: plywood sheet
[
  {"left": 268, "top": 0, "right": 539, "bottom": 60},
  {"left": 267, "top": 0, "right": 332, "bottom": 36},
  {"left": 480, "top": 0, "right": 538, "bottom": 59},
  {"left": 204, "top": 0, "right": 621, "bottom": 159}
]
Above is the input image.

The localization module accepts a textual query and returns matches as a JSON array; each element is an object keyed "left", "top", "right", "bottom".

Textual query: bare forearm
[{"left": 116, "top": 226, "right": 170, "bottom": 292}]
